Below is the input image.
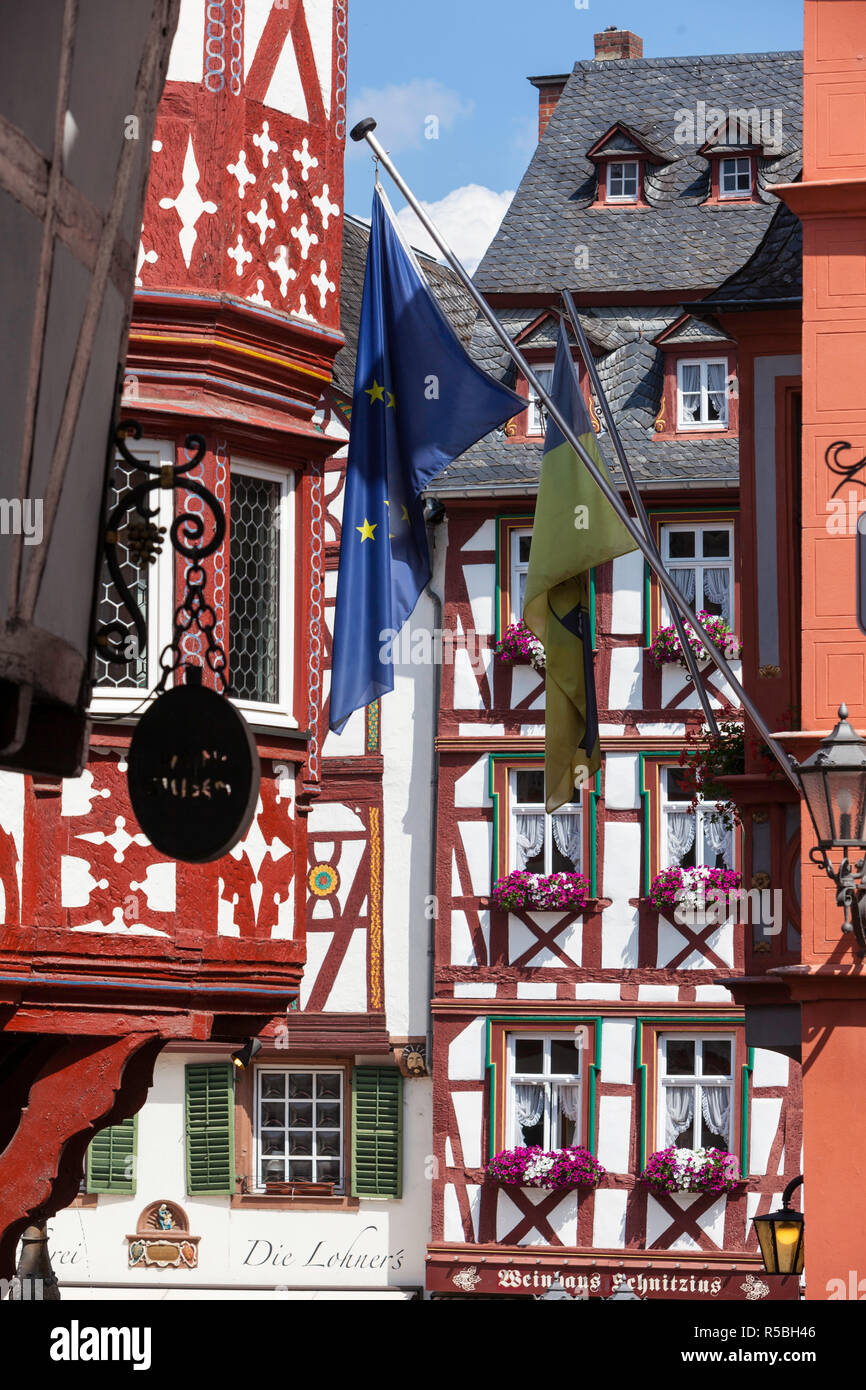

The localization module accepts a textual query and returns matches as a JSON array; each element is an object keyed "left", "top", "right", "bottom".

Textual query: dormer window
[
  {"left": 606, "top": 160, "right": 639, "bottom": 203},
  {"left": 528, "top": 367, "right": 554, "bottom": 434},
  {"left": 677, "top": 358, "right": 728, "bottom": 430},
  {"left": 719, "top": 156, "right": 753, "bottom": 200}
]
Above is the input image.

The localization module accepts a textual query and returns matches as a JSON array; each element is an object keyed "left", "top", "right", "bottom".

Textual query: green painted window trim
[
  {"left": 185, "top": 1062, "right": 236, "bottom": 1197},
  {"left": 86, "top": 1115, "right": 138, "bottom": 1194},
  {"left": 638, "top": 750, "right": 744, "bottom": 897},
  {"left": 488, "top": 755, "right": 599, "bottom": 896},
  {"left": 485, "top": 1015, "right": 603, "bottom": 1161},
  {"left": 634, "top": 1016, "right": 745, "bottom": 1171},
  {"left": 351, "top": 1066, "right": 403, "bottom": 1199}
]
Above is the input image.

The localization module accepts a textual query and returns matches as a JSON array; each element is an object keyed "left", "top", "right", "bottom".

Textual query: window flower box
[
  {"left": 486, "top": 1145, "right": 606, "bottom": 1190},
  {"left": 494, "top": 620, "right": 545, "bottom": 671},
  {"left": 491, "top": 870, "right": 590, "bottom": 912},
  {"left": 639, "top": 1146, "right": 742, "bottom": 1197},
  {"left": 647, "top": 866, "right": 742, "bottom": 922},
  {"left": 649, "top": 610, "right": 741, "bottom": 668}
]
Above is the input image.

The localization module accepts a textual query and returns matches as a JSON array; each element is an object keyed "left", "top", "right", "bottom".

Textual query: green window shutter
[
  {"left": 185, "top": 1063, "right": 236, "bottom": 1196},
  {"left": 351, "top": 1067, "right": 403, "bottom": 1199},
  {"left": 86, "top": 1116, "right": 138, "bottom": 1194}
]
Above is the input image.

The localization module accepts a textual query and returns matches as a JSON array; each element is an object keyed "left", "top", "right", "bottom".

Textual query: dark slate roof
[
  {"left": 333, "top": 214, "right": 478, "bottom": 397},
  {"left": 475, "top": 51, "right": 803, "bottom": 294},
  {"left": 703, "top": 199, "right": 802, "bottom": 305},
  {"left": 431, "top": 306, "right": 740, "bottom": 494}
]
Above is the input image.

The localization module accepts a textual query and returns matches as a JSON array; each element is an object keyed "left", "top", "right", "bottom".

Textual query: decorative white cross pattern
[
  {"left": 271, "top": 167, "right": 298, "bottom": 214},
  {"left": 248, "top": 279, "right": 271, "bottom": 306},
  {"left": 311, "top": 259, "right": 336, "bottom": 310},
  {"left": 267, "top": 244, "right": 297, "bottom": 299},
  {"left": 291, "top": 212, "right": 319, "bottom": 261},
  {"left": 292, "top": 137, "right": 319, "bottom": 182},
  {"left": 312, "top": 183, "right": 340, "bottom": 230},
  {"left": 296, "top": 293, "right": 316, "bottom": 322},
  {"left": 227, "top": 149, "right": 256, "bottom": 199},
  {"left": 135, "top": 236, "right": 158, "bottom": 286},
  {"left": 158, "top": 134, "right": 217, "bottom": 269},
  {"left": 253, "top": 120, "right": 279, "bottom": 169},
  {"left": 247, "top": 197, "right": 276, "bottom": 246},
  {"left": 227, "top": 233, "right": 252, "bottom": 276}
]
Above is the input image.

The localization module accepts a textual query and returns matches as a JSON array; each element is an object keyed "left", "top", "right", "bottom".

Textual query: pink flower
[
  {"left": 491, "top": 871, "right": 590, "bottom": 912},
  {"left": 486, "top": 1145, "right": 606, "bottom": 1189},
  {"left": 649, "top": 611, "right": 742, "bottom": 668},
  {"left": 494, "top": 622, "right": 546, "bottom": 671}
]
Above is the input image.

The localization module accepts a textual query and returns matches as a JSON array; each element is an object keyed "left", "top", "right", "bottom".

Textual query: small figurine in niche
[{"left": 156, "top": 1203, "right": 176, "bottom": 1231}]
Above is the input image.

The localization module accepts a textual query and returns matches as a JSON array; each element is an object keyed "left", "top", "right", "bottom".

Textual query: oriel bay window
[
  {"left": 509, "top": 1034, "right": 583, "bottom": 1149},
  {"left": 228, "top": 461, "right": 293, "bottom": 719},
  {"left": 658, "top": 1035, "right": 734, "bottom": 1151},
  {"left": 510, "top": 768, "right": 582, "bottom": 874}
]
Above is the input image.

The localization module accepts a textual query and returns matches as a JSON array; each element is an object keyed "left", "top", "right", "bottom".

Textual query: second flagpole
[{"left": 349, "top": 117, "right": 799, "bottom": 790}]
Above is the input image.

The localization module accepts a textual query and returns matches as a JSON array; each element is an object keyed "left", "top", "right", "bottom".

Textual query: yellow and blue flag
[
  {"left": 523, "top": 323, "right": 636, "bottom": 811},
  {"left": 330, "top": 187, "right": 524, "bottom": 732}
]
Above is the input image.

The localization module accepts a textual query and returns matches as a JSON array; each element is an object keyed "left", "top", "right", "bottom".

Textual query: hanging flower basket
[
  {"left": 494, "top": 620, "right": 546, "bottom": 671},
  {"left": 491, "top": 870, "right": 590, "bottom": 912},
  {"left": 648, "top": 865, "right": 742, "bottom": 917},
  {"left": 640, "top": 1146, "right": 742, "bottom": 1197},
  {"left": 486, "top": 1145, "right": 606, "bottom": 1189},
  {"left": 649, "top": 611, "right": 741, "bottom": 668}
]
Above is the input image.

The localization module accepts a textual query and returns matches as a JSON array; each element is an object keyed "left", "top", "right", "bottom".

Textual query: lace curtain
[
  {"left": 664, "top": 1086, "right": 694, "bottom": 1145},
  {"left": 671, "top": 566, "right": 696, "bottom": 605},
  {"left": 706, "top": 362, "right": 728, "bottom": 422},
  {"left": 680, "top": 363, "right": 701, "bottom": 422},
  {"left": 701, "top": 1085, "right": 731, "bottom": 1147},
  {"left": 515, "top": 1084, "right": 545, "bottom": 1139},
  {"left": 703, "top": 811, "right": 732, "bottom": 869},
  {"left": 552, "top": 813, "right": 581, "bottom": 869},
  {"left": 703, "top": 566, "right": 731, "bottom": 623},
  {"left": 516, "top": 813, "right": 544, "bottom": 867},
  {"left": 667, "top": 811, "right": 696, "bottom": 866},
  {"left": 558, "top": 1084, "right": 581, "bottom": 1146}
]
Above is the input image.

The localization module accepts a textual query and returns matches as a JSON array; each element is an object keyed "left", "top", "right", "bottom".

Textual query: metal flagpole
[
  {"left": 560, "top": 289, "right": 720, "bottom": 738},
  {"left": 349, "top": 118, "right": 799, "bottom": 790}
]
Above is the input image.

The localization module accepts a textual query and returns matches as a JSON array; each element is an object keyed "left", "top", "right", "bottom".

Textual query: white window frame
[
  {"left": 507, "top": 1033, "right": 583, "bottom": 1150},
  {"left": 509, "top": 527, "right": 533, "bottom": 625},
  {"left": 660, "top": 765, "right": 734, "bottom": 871},
  {"left": 254, "top": 1065, "right": 344, "bottom": 1192},
  {"left": 656, "top": 1033, "right": 735, "bottom": 1152},
  {"left": 606, "top": 159, "right": 639, "bottom": 203},
  {"left": 229, "top": 457, "right": 295, "bottom": 729},
  {"left": 508, "top": 768, "right": 583, "bottom": 875},
  {"left": 719, "top": 155, "right": 753, "bottom": 200},
  {"left": 659, "top": 521, "right": 734, "bottom": 627},
  {"left": 676, "top": 356, "right": 729, "bottom": 431},
  {"left": 526, "top": 366, "right": 553, "bottom": 436},
  {"left": 89, "top": 437, "right": 176, "bottom": 718}
]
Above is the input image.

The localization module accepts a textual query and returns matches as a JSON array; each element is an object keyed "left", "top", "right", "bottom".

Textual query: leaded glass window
[{"left": 229, "top": 472, "right": 282, "bottom": 705}]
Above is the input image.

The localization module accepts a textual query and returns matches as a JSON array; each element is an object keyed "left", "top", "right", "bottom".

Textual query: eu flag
[{"left": 329, "top": 187, "right": 524, "bottom": 732}]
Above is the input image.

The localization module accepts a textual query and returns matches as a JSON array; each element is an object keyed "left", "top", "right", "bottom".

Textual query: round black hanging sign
[{"left": 127, "top": 683, "right": 260, "bottom": 863}]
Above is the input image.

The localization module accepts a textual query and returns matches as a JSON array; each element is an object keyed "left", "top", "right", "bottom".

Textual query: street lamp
[
  {"left": 794, "top": 704, "right": 866, "bottom": 952},
  {"left": 752, "top": 1176, "right": 804, "bottom": 1276}
]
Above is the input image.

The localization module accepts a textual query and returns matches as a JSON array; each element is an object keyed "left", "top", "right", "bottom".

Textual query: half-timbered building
[{"left": 424, "top": 31, "right": 807, "bottom": 1300}]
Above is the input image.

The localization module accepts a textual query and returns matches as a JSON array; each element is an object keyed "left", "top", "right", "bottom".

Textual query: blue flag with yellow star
[{"left": 329, "top": 186, "right": 525, "bottom": 732}]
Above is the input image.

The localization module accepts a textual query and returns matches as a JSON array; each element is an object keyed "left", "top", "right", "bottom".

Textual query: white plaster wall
[
  {"left": 49, "top": 1051, "right": 431, "bottom": 1293},
  {"left": 600, "top": 1018, "right": 635, "bottom": 1084},
  {"left": 610, "top": 550, "right": 643, "bottom": 633},
  {"left": 608, "top": 646, "right": 642, "bottom": 709},
  {"left": 592, "top": 1189, "right": 627, "bottom": 1248},
  {"left": 604, "top": 752, "right": 639, "bottom": 810},
  {"left": 597, "top": 1097, "right": 632, "bottom": 1173},
  {"left": 447, "top": 1019, "right": 486, "bottom": 1081}
]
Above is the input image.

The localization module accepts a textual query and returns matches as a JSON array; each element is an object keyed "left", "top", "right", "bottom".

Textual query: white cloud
[
  {"left": 395, "top": 185, "right": 514, "bottom": 275},
  {"left": 347, "top": 79, "right": 473, "bottom": 156}
]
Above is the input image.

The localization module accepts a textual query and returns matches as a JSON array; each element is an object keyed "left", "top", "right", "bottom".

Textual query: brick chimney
[
  {"left": 594, "top": 26, "right": 643, "bottom": 61},
  {"left": 529, "top": 74, "right": 569, "bottom": 140}
]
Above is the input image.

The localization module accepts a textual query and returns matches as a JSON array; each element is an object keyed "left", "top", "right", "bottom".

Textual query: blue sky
[{"left": 344, "top": 0, "right": 803, "bottom": 269}]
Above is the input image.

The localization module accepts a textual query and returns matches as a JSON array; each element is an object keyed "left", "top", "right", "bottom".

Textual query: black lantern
[
  {"left": 794, "top": 704, "right": 866, "bottom": 950},
  {"left": 752, "top": 1176, "right": 804, "bottom": 1276}
]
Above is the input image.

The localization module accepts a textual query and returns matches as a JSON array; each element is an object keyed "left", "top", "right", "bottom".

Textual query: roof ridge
[{"left": 569, "top": 50, "right": 803, "bottom": 72}]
